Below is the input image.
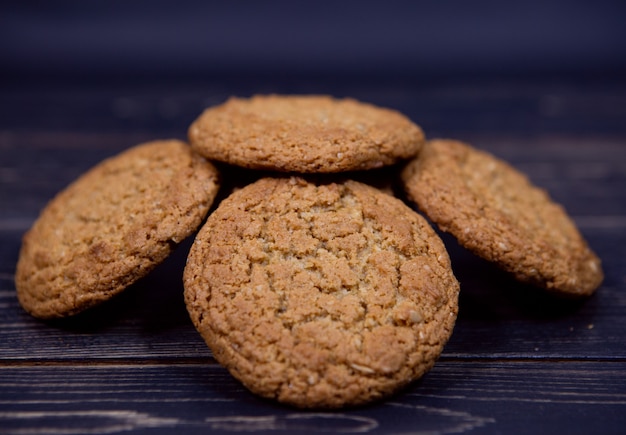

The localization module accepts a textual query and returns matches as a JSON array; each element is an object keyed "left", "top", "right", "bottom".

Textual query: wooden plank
[
  {"left": 2, "top": 133, "right": 625, "bottom": 224},
  {"left": 1, "top": 79, "right": 625, "bottom": 137},
  {"left": 0, "top": 361, "right": 624, "bottom": 434},
  {"left": 1, "top": 225, "right": 624, "bottom": 362}
]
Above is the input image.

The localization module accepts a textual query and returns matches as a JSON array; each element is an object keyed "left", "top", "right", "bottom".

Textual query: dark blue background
[{"left": 2, "top": 0, "right": 625, "bottom": 82}]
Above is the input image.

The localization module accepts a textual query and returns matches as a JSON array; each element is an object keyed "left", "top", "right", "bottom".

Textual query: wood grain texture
[
  {"left": 1, "top": 362, "right": 625, "bottom": 434},
  {"left": 1, "top": 77, "right": 625, "bottom": 434}
]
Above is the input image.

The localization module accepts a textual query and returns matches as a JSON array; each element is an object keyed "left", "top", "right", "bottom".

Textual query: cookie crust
[
  {"left": 188, "top": 95, "right": 424, "bottom": 173},
  {"left": 401, "top": 139, "right": 603, "bottom": 296},
  {"left": 184, "top": 177, "right": 459, "bottom": 408},
  {"left": 15, "top": 140, "right": 220, "bottom": 319}
]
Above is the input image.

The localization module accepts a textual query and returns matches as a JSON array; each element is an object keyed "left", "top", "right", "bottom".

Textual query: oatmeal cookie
[
  {"left": 401, "top": 139, "right": 603, "bottom": 296},
  {"left": 184, "top": 177, "right": 459, "bottom": 408},
  {"left": 188, "top": 94, "right": 424, "bottom": 173},
  {"left": 15, "top": 140, "right": 220, "bottom": 319}
]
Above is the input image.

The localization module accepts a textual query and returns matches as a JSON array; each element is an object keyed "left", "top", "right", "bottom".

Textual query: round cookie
[
  {"left": 184, "top": 177, "right": 459, "bottom": 408},
  {"left": 401, "top": 139, "right": 603, "bottom": 297},
  {"left": 15, "top": 140, "right": 220, "bottom": 319},
  {"left": 188, "top": 94, "right": 424, "bottom": 173}
]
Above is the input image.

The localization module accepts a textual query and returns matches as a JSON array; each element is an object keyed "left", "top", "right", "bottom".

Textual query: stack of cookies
[{"left": 15, "top": 94, "right": 603, "bottom": 409}]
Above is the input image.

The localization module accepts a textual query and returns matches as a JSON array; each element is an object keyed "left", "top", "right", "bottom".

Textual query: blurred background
[{"left": 2, "top": 0, "right": 625, "bottom": 84}]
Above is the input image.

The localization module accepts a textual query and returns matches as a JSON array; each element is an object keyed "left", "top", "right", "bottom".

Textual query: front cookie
[
  {"left": 184, "top": 177, "right": 459, "bottom": 408},
  {"left": 188, "top": 94, "right": 424, "bottom": 173},
  {"left": 16, "top": 140, "right": 220, "bottom": 319}
]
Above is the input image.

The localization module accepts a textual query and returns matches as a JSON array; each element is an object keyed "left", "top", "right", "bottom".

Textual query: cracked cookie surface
[
  {"left": 401, "top": 139, "right": 603, "bottom": 296},
  {"left": 16, "top": 140, "right": 220, "bottom": 319},
  {"left": 188, "top": 94, "right": 424, "bottom": 173},
  {"left": 184, "top": 177, "right": 459, "bottom": 408}
]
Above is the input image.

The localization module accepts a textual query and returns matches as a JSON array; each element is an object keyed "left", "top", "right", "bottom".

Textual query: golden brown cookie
[
  {"left": 188, "top": 94, "right": 424, "bottom": 173},
  {"left": 15, "top": 140, "right": 220, "bottom": 319},
  {"left": 184, "top": 176, "right": 459, "bottom": 408},
  {"left": 401, "top": 139, "right": 603, "bottom": 297}
]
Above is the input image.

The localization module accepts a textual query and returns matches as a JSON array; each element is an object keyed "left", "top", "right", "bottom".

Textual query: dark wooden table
[{"left": 1, "top": 75, "right": 625, "bottom": 434}]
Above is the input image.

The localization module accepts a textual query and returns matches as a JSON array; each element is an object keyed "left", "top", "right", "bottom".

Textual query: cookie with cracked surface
[
  {"left": 183, "top": 176, "right": 459, "bottom": 408},
  {"left": 188, "top": 94, "right": 424, "bottom": 173},
  {"left": 16, "top": 140, "right": 220, "bottom": 319},
  {"left": 401, "top": 139, "right": 603, "bottom": 297}
]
